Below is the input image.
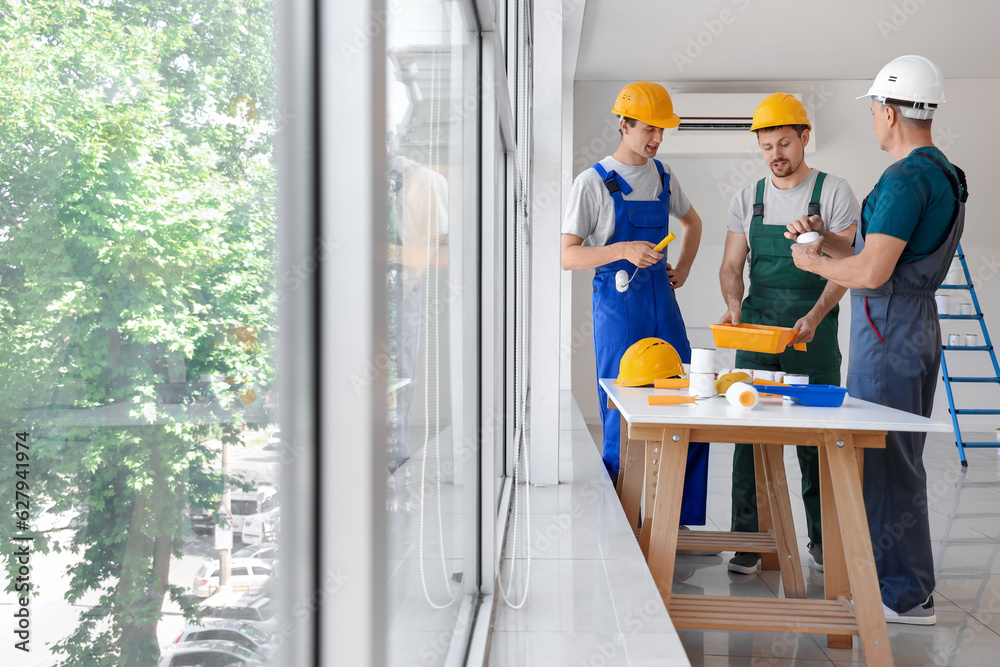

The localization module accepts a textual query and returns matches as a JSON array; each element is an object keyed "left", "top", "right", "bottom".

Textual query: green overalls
[{"left": 731, "top": 172, "right": 841, "bottom": 544}]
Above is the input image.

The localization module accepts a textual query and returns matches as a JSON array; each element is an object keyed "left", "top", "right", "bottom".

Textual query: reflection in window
[
  {"left": 0, "top": 1, "right": 279, "bottom": 664},
  {"left": 384, "top": 1, "right": 475, "bottom": 665}
]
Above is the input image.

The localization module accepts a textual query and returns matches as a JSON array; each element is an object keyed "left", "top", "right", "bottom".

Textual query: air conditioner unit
[{"left": 664, "top": 93, "right": 815, "bottom": 155}]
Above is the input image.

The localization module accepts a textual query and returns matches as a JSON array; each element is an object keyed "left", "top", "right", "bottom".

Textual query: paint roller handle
[
  {"left": 648, "top": 395, "right": 697, "bottom": 406},
  {"left": 653, "top": 232, "right": 676, "bottom": 253}
]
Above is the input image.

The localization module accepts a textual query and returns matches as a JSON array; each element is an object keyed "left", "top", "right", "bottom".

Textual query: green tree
[{"left": 0, "top": 0, "right": 277, "bottom": 663}]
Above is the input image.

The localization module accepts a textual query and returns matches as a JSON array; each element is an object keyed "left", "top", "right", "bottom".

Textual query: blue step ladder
[{"left": 938, "top": 243, "right": 1000, "bottom": 466}]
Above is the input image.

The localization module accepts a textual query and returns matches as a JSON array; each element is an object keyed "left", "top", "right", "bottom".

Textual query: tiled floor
[
  {"left": 490, "top": 389, "right": 1000, "bottom": 665},
  {"left": 673, "top": 434, "right": 1000, "bottom": 666}
]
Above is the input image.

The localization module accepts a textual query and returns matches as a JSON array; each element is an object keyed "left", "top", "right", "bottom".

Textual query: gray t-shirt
[
  {"left": 727, "top": 168, "right": 859, "bottom": 242},
  {"left": 562, "top": 156, "right": 692, "bottom": 247}
]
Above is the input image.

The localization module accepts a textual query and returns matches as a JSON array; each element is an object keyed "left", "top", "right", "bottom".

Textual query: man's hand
[
  {"left": 791, "top": 313, "right": 818, "bottom": 344},
  {"left": 619, "top": 240, "right": 663, "bottom": 268},
  {"left": 667, "top": 263, "right": 689, "bottom": 289},
  {"left": 718, "top": 306, "right": 741, "bottom": 326},
  {"left": 791, "top": 236, "right": 823, "bottom": 273},
  {"left": 784, "top": 214, "right": 825, "bottom": 241}
]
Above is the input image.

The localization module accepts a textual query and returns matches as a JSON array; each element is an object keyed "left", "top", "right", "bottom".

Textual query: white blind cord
[
  {"left": 417, "top": 7, "right": 459, "bottom": 610},
  {"left": 499, "top": 0, "right": 531, "bottom": 609}
]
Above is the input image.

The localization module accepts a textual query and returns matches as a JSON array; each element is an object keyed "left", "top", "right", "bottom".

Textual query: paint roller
[{"left": 615, "top": 232, "right": 678, "bottom": 292}]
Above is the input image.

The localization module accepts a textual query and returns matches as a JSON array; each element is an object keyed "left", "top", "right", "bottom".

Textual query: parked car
[
  {"left": 187, "top": 506, "right": 215, "bottom": 536},
  {"left": 233, "top": 543, "right": 279, "bottom": 564},
  {"left": 229, "top": 484, "right": 278, "bottom": 534},
  {"left": 173, "top": 619, "right": 276, "bottom": 659},
  {"left": 200, "top": 590, "right": 280, "bottom": 633},
  {"left": 158, "top": 639, "right": 264, "bottom": 667},
  {"left": 241, "top": 508, "right": 280, "bottom": 545},
  {"left": 192, "top": 558, "right": 272, "bottom": 598},
  {"left": 264, "top": 429, "right": 281, "bottom": 451}
]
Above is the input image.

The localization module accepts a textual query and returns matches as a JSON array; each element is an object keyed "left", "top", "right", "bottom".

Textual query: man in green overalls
[{"left": 717, "top": 93, "right": 860, "bottom": 574}]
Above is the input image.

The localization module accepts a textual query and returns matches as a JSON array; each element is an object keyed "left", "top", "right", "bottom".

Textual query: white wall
[{"left": 568, "top": 78, "right": 1000, "bottom": 437}]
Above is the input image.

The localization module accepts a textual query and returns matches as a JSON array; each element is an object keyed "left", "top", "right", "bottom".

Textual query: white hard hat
[{"left": 857, "top": 55, "right": 945, "bottom": 120}]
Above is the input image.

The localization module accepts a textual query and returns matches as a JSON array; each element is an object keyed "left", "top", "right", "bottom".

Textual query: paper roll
[
  {"left": 689, "top": 372, "right": 717, "bottom": 398},
  {"left": 689, "top": 347, "right": 716, "bottom": 374},
  {"left": 726, "top": 382, "right": 759, "bottom": 409}
]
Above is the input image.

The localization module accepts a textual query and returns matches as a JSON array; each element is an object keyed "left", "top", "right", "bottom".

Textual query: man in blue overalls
[
  {"left": 561, "top": 81, "right": 710, "bottom": 527},
  {"left": 719, "top": 93, "right": 860, "bottom": 575},
  {"left": 788, "top": 55, "right": 966, "bottom": 626}
]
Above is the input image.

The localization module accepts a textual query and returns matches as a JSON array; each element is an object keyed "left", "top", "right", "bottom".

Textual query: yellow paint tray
[{"left": 710, "top": 323, "right": 807, "bottom": 354}]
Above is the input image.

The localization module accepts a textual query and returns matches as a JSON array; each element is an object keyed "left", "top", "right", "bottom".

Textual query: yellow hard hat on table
[{"left": 614, "top": 337, "right": 685, "bottom": 387}]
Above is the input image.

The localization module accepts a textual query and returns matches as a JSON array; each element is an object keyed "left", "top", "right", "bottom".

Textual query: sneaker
[
  {"left": 884, "top": 595, "right": 936, "bottom": 625},
  {"left": 808, "top": 541, "right": 824, "bottom": 572},
  {"left": 728, "top": 551, "right": 761, "bottom": 574},
  {"left": 678, "top": 525, "right": 721, "bottom": 556}
]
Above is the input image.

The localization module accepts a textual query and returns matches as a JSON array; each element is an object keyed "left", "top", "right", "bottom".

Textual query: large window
[
  {"left": 1, "top": 1, "right": 280, "bottom": 664},
  {"left": 384, "top": 1, "right": 480, "bottom": 664}
]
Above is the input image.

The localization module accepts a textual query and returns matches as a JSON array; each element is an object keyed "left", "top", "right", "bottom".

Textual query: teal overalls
[{"left": 731, "top": 173, "right": 840, "bottom": 544}]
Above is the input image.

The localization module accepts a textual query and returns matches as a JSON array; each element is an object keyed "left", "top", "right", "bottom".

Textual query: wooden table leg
[
  {"left": 755, "top": 444, "right": 780, "bottom": 572},
  {"left": 616, "top": 412, "right": 628, "bottom": 501},
  {"left": 646, "top": 427, "right": 690, "bottom": 609},
  {"left": 820, "top": 443, "right": 852, "bottom": 649},
  {"left": 823, "top": 432, "right": 893, "bottom": 666},
  {"left": 639, "top": 440, "right": 662, "bottom": 557},
  {"left": 761, "top": 444, "right": 805, "bottom": 598},
  {"left": 619, "top": 438, "right": 644, "bottom": 537}
]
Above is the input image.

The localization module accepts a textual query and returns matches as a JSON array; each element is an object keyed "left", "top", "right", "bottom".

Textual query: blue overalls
[
  {"left": 848, "top": 153, "right": 967, "bottom": 613},
  {"left": 591, "top": 159, "right": 709, "bottom": 525}
]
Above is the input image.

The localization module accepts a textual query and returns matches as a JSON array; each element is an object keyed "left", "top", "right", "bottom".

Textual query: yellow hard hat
[
  {"left": 612, "top": 82, "right": 681, "bottom": 130},
  {"left": 750, "top": 93, "right": 811, "bottom": 132},
  {"left": 613, "top": 338, "right": 685, "bottom": 387}
]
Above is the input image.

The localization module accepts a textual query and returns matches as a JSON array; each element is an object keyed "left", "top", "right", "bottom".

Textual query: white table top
[{"left": 600, "top": 379, "right": 952, "bottom": 433}]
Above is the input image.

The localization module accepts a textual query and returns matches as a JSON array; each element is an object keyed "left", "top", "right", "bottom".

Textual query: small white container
[
  {"left": 959, "top": 302, "right": 973, "bottom": 316},
  {"left": 948, "top": 334, "right": 962, "bottom": 346},
  {"left": 689, "top": 372, "right": 717, "bottom": 398},
  {"left": 689, "top": 347, "right": 716, "bottom": 374},
  {"left": 935, "top": 295, "right": 950, "bottom": 314},
  {"left": 966, "top": 334, "right": 978, "bottom": 347}
]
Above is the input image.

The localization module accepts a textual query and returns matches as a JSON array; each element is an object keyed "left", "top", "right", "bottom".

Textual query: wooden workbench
[{"left": 601, "top": 379, "right": 952, "bottom": 666}]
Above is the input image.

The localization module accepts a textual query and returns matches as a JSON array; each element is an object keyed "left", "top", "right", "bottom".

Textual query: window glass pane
[
  {"left": 0, "top": 1, "right": 280, "bottom": 663},
  {"left": 385, "top": 1, "right": 476, "bottom": 664}
]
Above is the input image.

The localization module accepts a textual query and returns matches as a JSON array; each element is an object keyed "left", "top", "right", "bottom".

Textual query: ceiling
[{"left": 572, "top": 0, "right": 1000, "bottom": 83}]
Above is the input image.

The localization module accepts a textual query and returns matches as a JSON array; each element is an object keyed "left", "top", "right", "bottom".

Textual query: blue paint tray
[{"left": 751, "top": 383, "right": 848, "bottom": 407}]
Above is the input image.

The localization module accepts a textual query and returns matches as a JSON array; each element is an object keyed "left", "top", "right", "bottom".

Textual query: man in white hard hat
[
  {"left": 561, "top": 82, "right": 710, "bottom": 529},
  {"left": 719, "top": 93, "right": 860, "bottom": 576},
  {"left": 788, "top": 55, "right": 967, "bottom": 626}
]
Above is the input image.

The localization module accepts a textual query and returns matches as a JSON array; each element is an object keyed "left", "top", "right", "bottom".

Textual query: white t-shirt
[
  {"left": 562, "top": 156, "right": 692, "bottom": 247},
  {"left": 727, "top": 168, "right": 859, "bottom": 242}
]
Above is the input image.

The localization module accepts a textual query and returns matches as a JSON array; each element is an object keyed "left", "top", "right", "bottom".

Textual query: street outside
[{"left": 0, "top": 427, "right": 282, "bottom": 665}]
